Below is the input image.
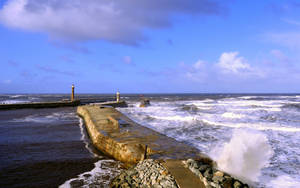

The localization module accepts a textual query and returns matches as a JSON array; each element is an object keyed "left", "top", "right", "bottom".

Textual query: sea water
[
  {"left": 118, "top": 94, "right": 300, "bottom": 188},
  {"left": 1, "top": 94, "right": 300, "bottom": 187}
]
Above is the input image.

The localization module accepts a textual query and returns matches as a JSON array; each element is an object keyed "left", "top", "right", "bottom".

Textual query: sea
[{"left": 0, "top": 94, "right": 300, "bottom": 188}]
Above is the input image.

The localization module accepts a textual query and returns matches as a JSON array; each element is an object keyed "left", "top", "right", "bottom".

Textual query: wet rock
[
  {"left": 223, "top": 178, "right": 233, "bottom": 188},
  {"left": 70, "top": 179, "right": 84, "bottom": 187},
  {"left": 233, "top": 180, "right": 242, "bottom": 188},
  {"left": 83, "top": 173, "right": 92, "bottom": 178},
  {"left": 183, "top": 158, "right": 248, "bottom": 188},
  {"left": 139, "top": 98, "right": 150, "bottom": 107},
  {"left": 181, "top": 104, "right": 199, "bottom": 112},
  {"left": 204, "top": 168, "right": 213, "bottom": 179},
  {"left": 198, "top": 164, "right": 210, "bottom": 173}
]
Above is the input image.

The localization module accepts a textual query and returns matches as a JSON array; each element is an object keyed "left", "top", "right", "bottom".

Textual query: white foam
[
  {"left": 152, "top": 115, "right": 196, "bottom": 122},
  {"left": 238, "top": 96, "right": 254, "bottom": 100},
  {"left": 9, "top": 95, "right": 24, "bottom": 98},
  {"left": 212, "top": 129, "right": 273, "bottom": 183},
  {"left": 79, "top": 118, "right": 100, "bottom": 157},
  {"left": 269, "top": 175, "right": 300, "bottom": 188},
  {"left": 11, "top": 112, "right": 77, "bottom": 123},
  {"left": 202, "top": 119, "right": 300, "bottom": 132},
  {"left": 59, "top": 160, "right": 121, "bottom": 188},
  {"left": 1, "top": 100, "right": 29, "bottom": 104},
  {"left": 221, "top": 112, "right": 244, "bottom": 119}
]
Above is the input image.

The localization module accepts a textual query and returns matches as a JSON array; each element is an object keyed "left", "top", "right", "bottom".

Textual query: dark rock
[
  {"left": 198, "top": 164, "right": 210, "bottom": 173},
  {"left": 83, "top": 173, "right": 92, "bottom": 178},
  {"left": 139, "top": 98, "right": 150, "bottom": 107},
  {"left": 204, "top": 168, "right": 213, "bottom": 179},
  {"left": 223, "top": 178, "right": 233, "bottom": 188},
  {"left": 70, "top": 179, "right": 84, "bottom": 187},
  {"left": 181, "top": 105, "right": 199, "bottom": 112}
]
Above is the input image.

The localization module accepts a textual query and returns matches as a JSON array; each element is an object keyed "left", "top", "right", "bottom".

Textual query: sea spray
[{"left": 211, "top": 129, "right": 273, "bottom": 183}]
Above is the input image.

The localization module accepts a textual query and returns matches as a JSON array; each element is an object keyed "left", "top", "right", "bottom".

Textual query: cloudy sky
[{"left": 1, "top": 0, "right": 300, "bottom": 93}]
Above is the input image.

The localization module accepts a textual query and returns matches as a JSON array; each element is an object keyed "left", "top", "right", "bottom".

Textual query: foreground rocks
[
  {"left": 110, "top": 159, "right": 178, "bottom": 188},
  {"left": 183, "top": 159, "right": 249, "bottom": 188}
]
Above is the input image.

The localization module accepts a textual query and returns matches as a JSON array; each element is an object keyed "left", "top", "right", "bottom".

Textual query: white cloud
[
  {"left": 216, "top": 52, "right": 251, "bottom": 74},
  {"left": 193, "top": 59, "right": 205, "bottom": 69},
  {"left": 0, "top": 0, "right": 223, "bottom": 45}
]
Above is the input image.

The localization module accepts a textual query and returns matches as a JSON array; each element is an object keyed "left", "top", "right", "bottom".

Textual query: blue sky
[{"left": 1, "top": 0, "right": 300, "bottom": 93}]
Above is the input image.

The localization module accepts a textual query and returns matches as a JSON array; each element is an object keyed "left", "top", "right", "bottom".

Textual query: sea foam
[
  {"left": 59, "top": 159, "right": 121, "bottom": 188},
  {"left": 211, "top": 129, "right": 273, "bottom": 184},
  {"left": 269, "top": 175, "right": 300, "bottom": 188}
]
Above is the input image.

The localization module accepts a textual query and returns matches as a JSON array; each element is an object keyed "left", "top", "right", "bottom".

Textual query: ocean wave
[
  {"left": 237, "top": 96, "right": 254, "bottom": 100},
  {"left": 211, "top": 129, "right": 273, "bottom": 184},
  {"left": 152, "top": 115, "right": 196, "bottom": 122},
  {"left": 11, "top": 112, "right": 77, "bottom": 123},
  {"left": 59, "top": 159, "right": 121, "bottom": 188},
  {"left": 221, "top": 112, "right": 245, "bottom": 119},
  {"left": 9, "top": 95, "right": 25, "bottom": 98},
  {"left": 0, "top": 100, "right": 29, "bottom": 104},
  {"left": 201, "top": 119, "right": 300, "bottom": 132},
  {"left": 282, "top": 103, "right": 300, "bottom": 111},
  {"left": 269, "top": 175, "right": 300, "bottom": 188}
]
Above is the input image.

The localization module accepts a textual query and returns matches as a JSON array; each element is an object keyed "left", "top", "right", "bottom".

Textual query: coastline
[{"left": 77, "top": 103, "right": 249, "bottom": 187}]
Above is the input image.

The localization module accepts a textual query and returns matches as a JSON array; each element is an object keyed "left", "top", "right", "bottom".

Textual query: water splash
[{"left": 211, "top": 129, "right": 273, "bottom": 183}]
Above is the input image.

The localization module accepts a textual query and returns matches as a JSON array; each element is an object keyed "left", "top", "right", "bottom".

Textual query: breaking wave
[{"left": 211, "top": 129, "right": 273, "bottom": 184}]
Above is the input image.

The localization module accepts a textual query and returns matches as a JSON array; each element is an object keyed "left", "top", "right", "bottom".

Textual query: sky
[{"left": 1, "top": 0, "right": 300, "bottom": 93}]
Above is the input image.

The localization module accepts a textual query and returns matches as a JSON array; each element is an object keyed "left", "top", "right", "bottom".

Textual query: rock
[
  {"left": 139, "top": 98, "right": 150, "bottom": 107},
  {"left": 212, "top": 175, "right": 225, "bottom": 183},
  {"left": 181, "top": 104, "right": 199, "bottom": 112},
  {"left": 190, "top": 167, "right": 201, "bottom": 176},
  {"left": 120, "top": 182, "right": 130, "bottom": 188},
  {"left": 153, "top": 184, "right": 163, "bottom": 188},
  {"left": 214, "top": 171, "right": 224, "bottom": 177},
  {"left": 70, "top": 179, "right": 84, "bottom": 187},
  {"left": 186, "top": 158, "right": 194, "bottom": 166},
  {"left": 233, "top": 180, "right": 242, "bottom": 188},
  {"left": 198, "top": 164, "right": 210, "bottom": 173},
  {"left": 204, "top": 168, "right": 213, "bottom": 179},
  {"left": 222, "top": 177, "right": 233, "bottom": 188},
  {"left": 83, "top": 173, "right": 92, "bottom": 178},
  {"left": 110, "top": 159, "right": 178, "bottom": 188}
]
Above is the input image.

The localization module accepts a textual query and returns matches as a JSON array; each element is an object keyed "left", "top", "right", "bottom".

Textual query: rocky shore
[
  {"left": 110, "top": 159, "right": 178, "bottom": 188},
  {"left": 111, "top": 158, "right": 249, "bottom": 188},
  {"left": 183, "top": 158, "right": 249, "bottom": 188}
]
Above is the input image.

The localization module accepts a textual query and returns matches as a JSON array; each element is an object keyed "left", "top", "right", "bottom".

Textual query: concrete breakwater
[
  {"left": 0, "top": 99, "right": 127, "bottom": 110},
  {"left": 77, "top": 104, "right": 205, "bottom": 164},
  {"left": 0, "top": 100, "right": 81, "bottom": 110},
  {"left": 77, "top": 104, "right": 249, "bottom": 187}
]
